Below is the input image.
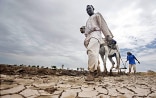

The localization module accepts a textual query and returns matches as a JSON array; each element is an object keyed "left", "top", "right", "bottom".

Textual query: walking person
[
  {"left": 84, "top": 5, "right": 114, "bottom": 81},
  {"left": 125, "top": 52, "right": 140, "bottom": 74}
]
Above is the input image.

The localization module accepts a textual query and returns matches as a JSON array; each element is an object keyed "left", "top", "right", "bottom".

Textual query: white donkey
[
  {"left": 80, "top": 26, "right": 121, "bottom": 74},
  {"left": 99, "top": 40, "right": 120, "bottom": 74}
]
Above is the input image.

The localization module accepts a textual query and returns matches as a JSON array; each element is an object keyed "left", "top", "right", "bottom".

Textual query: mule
[{"left": 99, "top": 40, "right": 120, "bottom": 74}]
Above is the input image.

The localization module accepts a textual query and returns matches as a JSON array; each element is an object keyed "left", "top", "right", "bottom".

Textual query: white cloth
[
  {"left": 87, "top": 38, "right": 100, "bottom": 72},
  {"left": 85, "top": 13, "right": 102, "bottom": 72},
  {"left": 129, "top": 64, "right": 136, "bottom": 73},
  {"left": 85, "top": 13, "right": 102, "bottom": 45},
  {"left": 85, "top": 12, "right": 113, "bottom": 42}
]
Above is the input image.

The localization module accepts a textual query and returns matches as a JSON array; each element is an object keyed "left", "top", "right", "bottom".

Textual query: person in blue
[{"left": 126, "top": 52, "right": 140, "bottom": 74}]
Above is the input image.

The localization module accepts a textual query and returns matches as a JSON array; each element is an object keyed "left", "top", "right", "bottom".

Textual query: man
[
  {"left": 126, "top": 52, "right": 140, "bottom": 74},
  {"left": 84, "top": 5, "right": 114, "bottom": 81}
]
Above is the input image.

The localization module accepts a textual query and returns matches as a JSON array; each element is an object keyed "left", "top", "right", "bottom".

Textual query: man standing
[
  {"left": 84, "top": 5, "right": 114, "bottom": 81},
  {"left": 126, "top": 52, "right": 140, "bottom": 74}
]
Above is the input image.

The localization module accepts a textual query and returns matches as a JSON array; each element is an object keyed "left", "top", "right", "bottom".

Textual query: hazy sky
[{"left": 0, "top": 0, "right": 156, "bottom": 72}]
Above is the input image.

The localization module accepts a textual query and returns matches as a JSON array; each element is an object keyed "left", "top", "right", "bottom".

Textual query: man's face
[{"left": 86, "top": 6, "right": 94, "bottom": 16}]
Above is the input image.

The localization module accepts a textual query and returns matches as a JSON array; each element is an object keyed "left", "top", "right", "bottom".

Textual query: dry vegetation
[
  {"left": 0, "top": 64, "right": 155, "bottom": 77},
  {"left": 0, "top": 64, "right": 88, "bottom": 76}
]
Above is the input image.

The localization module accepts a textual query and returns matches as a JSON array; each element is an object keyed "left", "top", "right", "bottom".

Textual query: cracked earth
[{"left": 0, "top": 73, "right": 156, "bottom": 98}]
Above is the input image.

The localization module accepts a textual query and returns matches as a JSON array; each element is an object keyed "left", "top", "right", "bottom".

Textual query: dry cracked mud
[{"left": 0, "top": 73, "right": 156, "bottom": 98}]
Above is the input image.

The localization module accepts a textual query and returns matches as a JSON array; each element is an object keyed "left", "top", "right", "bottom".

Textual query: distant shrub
[
  {"left": 146, "top": 70, "right": 156, "bottom": 76},
  {"left": 32, "top": 65, "right": 36, "bottom": 67},
  {"left": 147, "top": 70, "right": 155, "bottom": 73},
  {"left": 51, "top": 66, "right": 57, "bottom": 69}
]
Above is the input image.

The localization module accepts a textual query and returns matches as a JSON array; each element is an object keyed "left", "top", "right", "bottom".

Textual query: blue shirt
[{"left": 127, "top": 55, "right": 136, "bottom": 64}]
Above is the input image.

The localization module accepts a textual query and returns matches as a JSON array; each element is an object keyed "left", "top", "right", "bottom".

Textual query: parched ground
[{"left": 1, "top": 72, "right": 156, "bottom": 98}]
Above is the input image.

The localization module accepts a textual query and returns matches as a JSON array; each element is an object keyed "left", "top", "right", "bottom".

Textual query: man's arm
[
  {"left": 125, "top": 56, "right": 129, "bottom": 62},
  {"left": 134, "top": 55, "right": 140, "bottom": 64},
  {"left": 116, "top": 44, "right": 121, "bottom": 58},
  {"left": 96, "top": 12, "right": 114, "bottom": 38}
]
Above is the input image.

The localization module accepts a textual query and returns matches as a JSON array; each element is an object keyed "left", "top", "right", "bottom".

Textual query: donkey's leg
[
  {"left": 115, "top": 45, "right": 121, "bottom": 74},
  {"left": 115, "top": 52, "right": 120, "bottom": 74},
  {"left": 103, "top": 50, "right": 110, "bottom": 74},
  {"left": 108, "top": 56, "right": 115, "bottom": 73},
  {"left": 103, "top": 46, "right": 109, "bottom": 74},
  {"left": 103, "top": 55, "right": 108, "bottom": 74},
  {"left": 100, "top": 53, "right": 107, "bottom": 75},
  {"left": 99, "top": 45, "right": 108, "bottom": 75}
]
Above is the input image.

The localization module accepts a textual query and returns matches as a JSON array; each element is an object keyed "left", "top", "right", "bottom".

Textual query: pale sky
[{"left": 0, "top": 0, "right": 156, "bottom": 72}]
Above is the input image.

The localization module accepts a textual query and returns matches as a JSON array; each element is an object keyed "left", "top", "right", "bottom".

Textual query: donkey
[
  {"left": 80, "top": 26, "right": 121, "bottom": 74},
  {"left": 99, "top": 40, "right": 120, "bottom": 74}
]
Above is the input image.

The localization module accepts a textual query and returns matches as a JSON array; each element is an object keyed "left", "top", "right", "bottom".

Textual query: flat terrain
[{"left": 0, "top": 72, "right": 156, "bottom": 98}]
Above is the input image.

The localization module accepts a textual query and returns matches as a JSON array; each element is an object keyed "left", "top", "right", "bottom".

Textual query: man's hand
[{"left": 80, "top": 26, "right": 85, "bottom": 33}]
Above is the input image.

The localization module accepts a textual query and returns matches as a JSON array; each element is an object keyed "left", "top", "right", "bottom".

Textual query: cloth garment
[
  {"left": 127, "top": 55, "right": 136, "bottom": 64},
  {"left": 84, "top": 12, "right": 114, "bottom": 46},
  {"left": 84, "top": 12, "right": 113, "bottom": 38},
  {"left": 87, "top": 38, "right": 100, "bottom": 72},
  {"left": 129, "top": 64, "right": 136, "bottom": 73}
]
